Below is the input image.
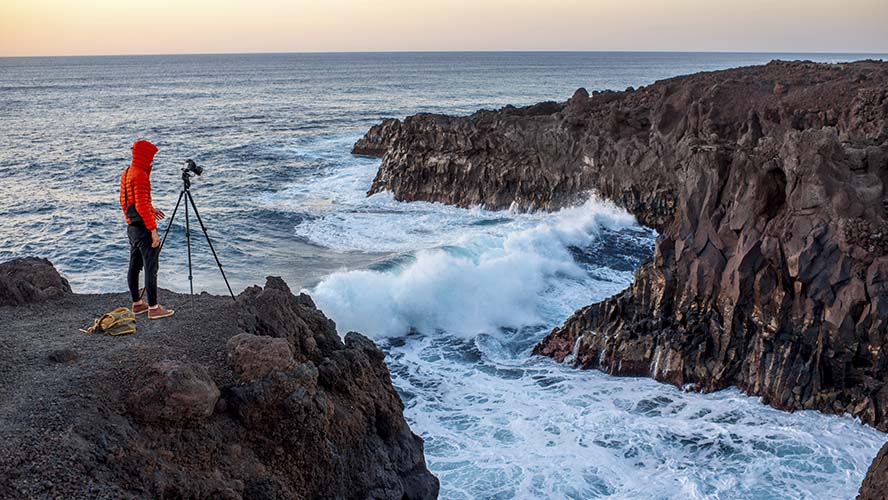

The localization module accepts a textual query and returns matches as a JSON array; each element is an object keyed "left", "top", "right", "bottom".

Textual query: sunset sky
[{"left": 1, "top": 0, "right": 887, "bottom": 57}]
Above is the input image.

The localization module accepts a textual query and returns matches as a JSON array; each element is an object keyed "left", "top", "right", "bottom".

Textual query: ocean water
[{"left": 2, "top": 52, "right": 886, "bottom": 499}]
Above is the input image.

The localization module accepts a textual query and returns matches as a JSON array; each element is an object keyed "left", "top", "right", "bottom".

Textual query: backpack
[{"left": 80, "top": 307, "right": 137, "bottom": 336}]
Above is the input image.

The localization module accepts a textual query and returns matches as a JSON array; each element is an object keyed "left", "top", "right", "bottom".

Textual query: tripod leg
[
  {"left": 186, "top": 191, "right": 236, "bottom": 301},
  {"left": 159, "top": 190, "right": 185, "bottom": 253},
  {"left": 185, "top": 193, "right": 195, "bottom": 312}
]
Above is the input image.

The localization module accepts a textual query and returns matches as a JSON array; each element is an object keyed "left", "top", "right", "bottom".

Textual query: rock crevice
[
  {"left": 356, "top": 60, "right": 888, "bottom": 496},
  {"left": 356, "top": 60, "right": 888, "bottom": 428}
]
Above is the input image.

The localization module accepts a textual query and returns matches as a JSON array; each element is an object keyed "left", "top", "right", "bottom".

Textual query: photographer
[{"left": 119, "top": 139, "right": 174, "bottom": 320}]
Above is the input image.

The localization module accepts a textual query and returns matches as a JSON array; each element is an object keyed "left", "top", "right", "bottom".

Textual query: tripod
[{"left": 157, "top": 163, "right": 236, "bottom": 311}]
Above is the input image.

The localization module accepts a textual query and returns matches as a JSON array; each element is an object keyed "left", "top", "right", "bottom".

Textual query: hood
[{"left": 131, "top": 140, "right": 158, "bottom": 172}]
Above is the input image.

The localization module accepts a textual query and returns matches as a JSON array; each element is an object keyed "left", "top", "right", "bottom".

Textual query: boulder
[
  {"left": 0, "top": 257, "right": 71, "bottom": 306},
  {"left": 227, "top": 333, "right": 295, "bottom": 381},
  {"left": 126, "top": 360, "right": 220, "bottom": 425}
]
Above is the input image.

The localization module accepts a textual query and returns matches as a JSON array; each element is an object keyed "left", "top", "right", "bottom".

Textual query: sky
[{"left": 1, "top": 0, "right": 887, "bottom": 57}]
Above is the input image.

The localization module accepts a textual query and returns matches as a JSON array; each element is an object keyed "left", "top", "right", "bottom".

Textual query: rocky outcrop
[
  {"left": 353, "top": 118, "right": 402, "bottom": 157},
  {"left": 126, "top": 360, "right": 221, "bottom": 425},
  {"left": 356, "top": 60, "right": 888, "bottom": 434},
  {"left": 0, "top": 259, "right": 438, "bottom": 499},
  {"left": 859, "top": 441, "right": 888, "bottom": 500},
  {"left": 0, "top": 257, "right": 71, "bottom": 306}
]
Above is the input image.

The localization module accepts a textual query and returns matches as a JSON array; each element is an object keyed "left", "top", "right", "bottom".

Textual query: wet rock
[
  {"left": 352, "top": 117, "right": 402, "bottom": 157},
  {"left": 126, "top": 360, "right": 220, "bottom": 425},
  {"left": 357, "top": 60, "right": 888, "bottom": 434},
  {"left": 227, "top": 333, "right": 295, "bottom": 381},
  {"left": 859, "top": 441, "right": 888, "bottom": 500},
  {"left": 359, "top": 61, "right": 888, "bottom": 494},
  {"left": 0, "top": 257, "right": 71, "bottom": 306}
]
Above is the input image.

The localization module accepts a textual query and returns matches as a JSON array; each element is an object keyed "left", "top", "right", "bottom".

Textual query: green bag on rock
[{"left": 80, "top": 307, "right": 137, "bottom": 336}]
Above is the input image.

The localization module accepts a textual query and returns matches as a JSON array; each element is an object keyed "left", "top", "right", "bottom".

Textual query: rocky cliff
[
  {"left": 0, "top": 258, "right": 438, "bottom": 499},
  {"left": 860, "top": 441, "right": 888, "bottom": 500},
  {"left": 355, "top": 60, "right": 888, "bottom": 495}
]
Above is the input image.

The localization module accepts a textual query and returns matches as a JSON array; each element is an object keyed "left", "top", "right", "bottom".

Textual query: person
[{"left": 119, "top": 139, "right": 175, "bottom": 319}]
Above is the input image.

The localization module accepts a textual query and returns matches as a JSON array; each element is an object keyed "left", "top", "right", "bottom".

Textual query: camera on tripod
[
  {"left": 159, "top": 158, "right": 235, "bottom": 308},
  {"left": 181, "top": 159, "right": 204, "bottom": 189},
  {"left": 183, "top": 159, "right": 204, "bottom": 177}
]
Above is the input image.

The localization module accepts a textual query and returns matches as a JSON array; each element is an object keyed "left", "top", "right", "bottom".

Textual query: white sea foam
[
  {"left": 282, "top": 134, "right": 886, "bottom": 499},
  {"left": 308, "top": 197, "right": 639, "bottom": 338}
]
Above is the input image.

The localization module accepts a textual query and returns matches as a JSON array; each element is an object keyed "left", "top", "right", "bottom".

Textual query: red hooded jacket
[{"left": 120, "top": 140, "right": 158, "bottom": 231}]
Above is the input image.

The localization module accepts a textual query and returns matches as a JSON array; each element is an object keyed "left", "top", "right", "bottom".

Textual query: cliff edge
[
  {"left": 0, "top": 258, "right": 438, "bottom": 499},
  {"left": 355, "top": 60, "right": 888, "bottom": 497}
]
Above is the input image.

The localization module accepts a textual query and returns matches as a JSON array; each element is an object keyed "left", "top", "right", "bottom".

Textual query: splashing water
[
  {"left": 3, "top": 53, "right": 885, "bottom": 499},
  {"left": 298, "top": 155, "right": 885, "bottom": 499}
]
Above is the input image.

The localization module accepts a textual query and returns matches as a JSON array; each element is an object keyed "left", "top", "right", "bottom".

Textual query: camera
[{"left": 183, "top": 159, "right": 203, "bottom": 177}]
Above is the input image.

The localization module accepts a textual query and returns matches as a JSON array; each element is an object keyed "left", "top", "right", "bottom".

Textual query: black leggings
[{"left": 127, "top": 225, "right": 159, "bottom": 306}]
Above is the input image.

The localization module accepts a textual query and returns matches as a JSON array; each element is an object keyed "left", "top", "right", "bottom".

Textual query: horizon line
[{"left": 3, "top": 48, "right": 888, "bottom": 60}]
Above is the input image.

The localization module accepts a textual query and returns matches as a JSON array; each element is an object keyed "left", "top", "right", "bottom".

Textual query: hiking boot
[
  {"left": 148, "top": 305, "right": 175, "bottom": 320},
  {"left": 132, "top": 301, "right": 149, "bottom": 315}
]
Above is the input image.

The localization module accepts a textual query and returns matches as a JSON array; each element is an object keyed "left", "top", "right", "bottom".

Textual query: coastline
[
  {"left": 0, "top": 257, "right": 438, "bottom": 499},
  {"left": 354, "top": 60, "right": 888, "bottom": 498}
]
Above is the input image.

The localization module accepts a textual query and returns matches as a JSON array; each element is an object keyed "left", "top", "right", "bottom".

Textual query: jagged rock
[
  {"left": 126, "top": 360, "right": 220, "bottom": 425},
  {"left": 0, "top": 263, "right": 439, "bottom": 499},
  {"left": 356, "top": 60, "right": 888, "bottom": 433},
  {"left": 0, "top": 257, "right": 71, "bottom": 306},
  {"left": 237, "top": 276, "right": 344, "bottom": 360},
  {"left": 859, "top": 441, "right": 888, "bottom": 500},
  {"left": 228, "top": 278, "right": 439, "bottom": 500},
  {"left": 357, "top": 59, "right": 888, "bottom": 495},
  {"left": 352, "top": 117, "right": 402, "bottom": 156},
  {"left": 227, "top": 333, "right": 295, "bottom": 381}
]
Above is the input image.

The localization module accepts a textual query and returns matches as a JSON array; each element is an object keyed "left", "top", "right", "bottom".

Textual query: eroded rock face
[
  {"left": 0, "top": 257, "right": 71, "bottom": 306},
  {"left": 353, "top": 117, "right": 402, "bottom": 157},
  {"left": 357, "top": 60, "right": 888, "bottom": 431},
  {"left": 0, "top": 263, "right": 439, "bottom": 500},
  {"left": 859, "top": 441, "right": 888, "bottom": 500},
  {"left": 226, "top": 333, "right": 295, "bottom": 381},
  {"left": 225, "top": 277, "right": 439, "bottom": 500},
  {"left": 127, "top": 360, "right": 220, "bottom": 425}
]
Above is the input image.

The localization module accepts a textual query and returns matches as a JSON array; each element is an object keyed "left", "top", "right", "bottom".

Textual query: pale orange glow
[{"left": 1, "top": 0, "right": 887, "bottom": 57}]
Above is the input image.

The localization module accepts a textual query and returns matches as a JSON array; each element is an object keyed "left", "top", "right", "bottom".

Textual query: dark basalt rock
[
  {"left": 859, "top": 441, "right": 888, "bottom": 500},
  {"left": 356, "top": 60, "right": 888, "bottom": 493},
  {"left": 0, "top": 257, "right": 71, "bottom": 306},
  {"left": 352, "top": 117, "right": 402, "bottom": 157},
  {"left": 0, "top": 261, "right": 438, "bottom": 500}
]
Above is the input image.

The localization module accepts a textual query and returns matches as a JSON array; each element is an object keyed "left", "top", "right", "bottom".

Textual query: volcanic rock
[
  {"left": 0, "top": 257, "right": 71, "bottom": 306},
  {"left": 859, "top": 441, "right": 888, "bottom": 500},
  {"left": 0, "top": 260, "right": 438, "bottom": 499},
  {"left": 126, "top": 360, "right": 220, "bottom": 425},
  {"left": 356, "top": 62, "right": 888, "bottom": 495},
  {"left": 227, "top": 333, "right": 295, "bottom": 381},
  {"left": 357, "top": 61, "right": 888, "bottom": 433}
]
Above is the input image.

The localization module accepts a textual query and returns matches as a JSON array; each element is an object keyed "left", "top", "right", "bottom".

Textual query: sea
[{"left": 2, "top": 52, "right": 886, "bottom": 499}]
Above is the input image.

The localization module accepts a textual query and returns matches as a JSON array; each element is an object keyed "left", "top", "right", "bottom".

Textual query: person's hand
[
  {"left": 151, "top": 229, "right": 161, "bottom": 248},
  {"left": 154, "top": 209, "right": 166, "bottom": 221}
]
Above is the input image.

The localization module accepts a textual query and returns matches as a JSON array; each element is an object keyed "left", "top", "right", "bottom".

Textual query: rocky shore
[
  {"left": 355, "top": 60, "right": 888, "bottom": 498},
  {"left": 0, "top": 257, "right": 438, "bottom": 499}
]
